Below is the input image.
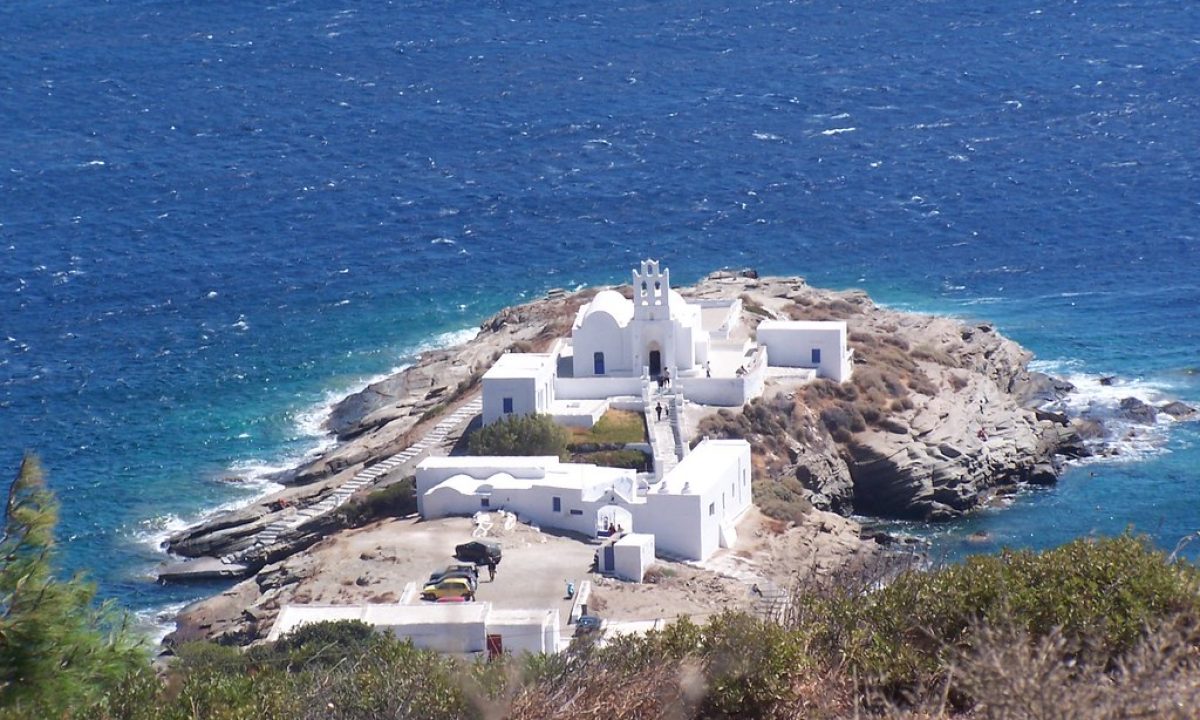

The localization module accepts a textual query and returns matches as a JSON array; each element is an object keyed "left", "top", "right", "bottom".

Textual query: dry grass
[{"left": 567, "top": 410, "right": 647, "bottom": 445}]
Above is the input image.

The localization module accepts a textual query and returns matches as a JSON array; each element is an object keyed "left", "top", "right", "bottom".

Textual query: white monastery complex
[
  {"left": 420, "top": 260, "right": 853, "bottom": 563},
  {"left": 273, "top": 260, "right": 854, "bottom": 654}
]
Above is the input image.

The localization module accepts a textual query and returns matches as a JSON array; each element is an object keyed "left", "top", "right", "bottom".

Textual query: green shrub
[
  {"left": 468, "top": 413, "right": 569, "bottom": 459},
  {"left": 567, "top": 410, "right": 646, "bottom": 445},
  {"left": 570, "top": 449, "right": 651, "bottom": 471},
  {"left": 247, "top": 620, "right": 380, "bottom": 670},
  {"left": 335, "top": 478, "right": 417, "bottom": 527},
  {"left": 799, "top": 534, "right": 1200, "bottom": 691}
]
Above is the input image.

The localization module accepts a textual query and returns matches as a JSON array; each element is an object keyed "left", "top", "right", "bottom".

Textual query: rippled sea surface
[{"left": 2, "top": 0, "right": 1197, "bottom": 631}]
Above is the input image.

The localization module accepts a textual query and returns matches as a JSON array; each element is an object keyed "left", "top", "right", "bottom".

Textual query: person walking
[
  {"left": 655, "top": 402, "right": 663, "bottom": 421},
  {"left": 487, "top": 560, "right": 496, "bottom": 582}
]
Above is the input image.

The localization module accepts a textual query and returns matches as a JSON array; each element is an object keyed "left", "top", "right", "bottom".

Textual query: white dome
[{"left": 582, "top": 289, "right": 633, "bottom": 326}]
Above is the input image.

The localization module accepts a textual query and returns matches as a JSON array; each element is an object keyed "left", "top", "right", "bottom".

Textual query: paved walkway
[
  {"left": 647, "top": 388, "right": 686, "bottom": 478},
  {"left": 221, "top": 397, "right": 482, "bottom": 563}
]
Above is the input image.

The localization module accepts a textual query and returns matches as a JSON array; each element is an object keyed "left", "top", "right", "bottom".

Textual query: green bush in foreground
[
  {"left": 467, "top": 413, "right": 568, "bottom": 459},
  {"left": 5, "top": 457, "right": 1199, "bottom": 720},
  {"left": 797, "top": 533, "right": 1200, "bottom": 692},
  {"left": 0, "top": 456, "right": 147, "bottom": 718}
]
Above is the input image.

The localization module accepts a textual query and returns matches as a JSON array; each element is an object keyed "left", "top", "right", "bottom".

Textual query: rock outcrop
[
  {"left": 686, "top": 274, "right": 1090, "bottom": 521},
  {"left": 160, "top": 270, "right": 1182, "bottom": 646}
]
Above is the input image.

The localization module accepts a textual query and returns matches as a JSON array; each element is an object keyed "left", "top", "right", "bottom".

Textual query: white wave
[
  {"left": 819, "top": 127, "right": 857, "bottom": 136},
  {"left": 134, "top": 513, "right": 192, "bottom": 552},
  {"left": 430, "top": 237, "right": 456, "bottom": 245},
  {"left": 133, "top": 601, "right": 190, "bottom": 645},
  {"left": 138, "top": 325, "right": 480, "bottom": 557},
  {"left": 1037, "top": 367, "right": 1191, "bottom": 466},
  {"left": 957, "top": 296, "right": 1006, "bottom": 306},
  {"left": 752, "top": 131, "right": 782, "bottom": 141}
]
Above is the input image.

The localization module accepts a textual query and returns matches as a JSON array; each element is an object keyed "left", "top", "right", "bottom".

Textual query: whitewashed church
[
  {"left": 417, "top": 260, "right": 852, "bottom": 563},
  {"left": 481, "top": 259, "right": 852, "bottom": 427}
]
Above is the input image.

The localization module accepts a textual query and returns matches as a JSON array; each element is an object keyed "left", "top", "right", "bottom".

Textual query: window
[
  {"left": 502, "top": 397, "right": 513, "bottom": 414},
  {"left": 811, "top": 348, "right": 822, "bottom": 365},
  {"left": 708, "top": 502, "right": 715, "bottom": 516},
  {"left": 593, "top": 351, "right": 605, "bottom": 376},
  {"left": 480, "top": 498, "right": 490, "bottom": 508},
  {"left": 569, "top": 509, "right": 583, "bottom": 516},
  {"left": 552, "top": 497, "right": 562, "bottom": 513}
]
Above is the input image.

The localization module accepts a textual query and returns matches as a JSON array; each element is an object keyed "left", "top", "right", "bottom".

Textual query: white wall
[
  {"left": 380, "top": 619, "right": 485, "bottom": 654},
  {"left": 486, "top": 610, "right": 559, "bottom": 655},
  {"left": 482, "top": 358, "right": 556, "bottom": 426},
  {"left": 555, "top": 376, "right": 643, "bottom": 400},
  {"left": 422, "top": 480, "right": 631, "bottom": 539},
  {"left": 614, "top": 534, "right": 655, "bottom": 582},
  {"left": 417, "top": 457, "right": 552, "bottom": 487},
  {"left": 758, "top": 321, "right": 851, "bottom": 382},
  {"left": 572, "top": 312, "right": 631, "bottom": 378},
  {"left": 483, "top": 376, "right": 533, "bottom": 425},
  {"left": 635, "top": 493, "right": 702, "bottom": 559}
]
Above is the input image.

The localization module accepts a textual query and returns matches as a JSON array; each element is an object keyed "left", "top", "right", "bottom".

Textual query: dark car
[
  {"left": 575, "top": 615, "right": 604, "bottom": 635},
  {"left": 454, "top": 539, "right": 502, "bottom": 566}
]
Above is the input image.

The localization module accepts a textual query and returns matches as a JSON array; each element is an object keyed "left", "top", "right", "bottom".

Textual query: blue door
[
  {"left": 811, "top": 348, "right": 821, "bottom": 365},
  {"left": 594, "top": 352, "right": 605, "bottom": 375}
]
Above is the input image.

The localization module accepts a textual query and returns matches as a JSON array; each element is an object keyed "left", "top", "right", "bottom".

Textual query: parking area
[{"left": 286, "top": 515, "right": 595, "bottom": 631}]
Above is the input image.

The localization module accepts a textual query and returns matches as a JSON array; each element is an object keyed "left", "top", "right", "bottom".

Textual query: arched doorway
[
  {"left": 647, "top": 342, "right": 662, "bottom": 377},
  {"left": 596, "top": 505, "right": 633, "bottom": 537}
]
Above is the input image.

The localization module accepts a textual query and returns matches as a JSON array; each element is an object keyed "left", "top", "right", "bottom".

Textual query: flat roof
[
  {"left": 489, "top": 608, "right": 557, "bottom": 625},
  {"left": 660, "top": 439, "right": 748, "bottom": 494},
  {"left": 615, "top": 532, "right": 655, "bottom": 548},
  {"left": 483, "top": 352, "right": 556, "bottom": 380},
  {"left": 418, "top": 456, "right": 559, "bottom": 471},
  {"left": 758, "top": 319, "right": 847, "bottom": 332},
  {"left": 270, "top": 602, "right": 560, "bottom": 642},
  {"left": 363, "top": 603, "right": 489, "bottom": 626}
]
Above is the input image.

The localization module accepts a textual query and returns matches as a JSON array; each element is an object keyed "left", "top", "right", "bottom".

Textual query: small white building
[
  {"left": 268, "top": 602, "right": 560, "bottom": 656},
  {"left": 613, "top": 533, "right": 655, "bottom": 582},
  {"left": 416, "top": 439, "right": 752, "bottom": 562},
  {"left": 482, "top": 353, "right": 556, "bottom": 426},
  {"left": 756, "top": 320, "right": 853, "bottom": 382}
]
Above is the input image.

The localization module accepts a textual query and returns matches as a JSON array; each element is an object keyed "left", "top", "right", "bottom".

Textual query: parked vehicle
[
  {"left": 421, "top": 577, "right": 475, "bottom": 602},
  {"left": 427, "top": 566, "right": 478, "bottom": 590},
  {"left": 454, "top": 540, "right": 502, "bottom": 566},
  {"left": 575, "top": 614, "right": 604, "bottom": 635}
]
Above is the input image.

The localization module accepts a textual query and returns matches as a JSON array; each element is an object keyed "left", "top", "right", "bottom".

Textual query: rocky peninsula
[{"left": 160, "top": 271, "right": 1189, "bottom": 646}]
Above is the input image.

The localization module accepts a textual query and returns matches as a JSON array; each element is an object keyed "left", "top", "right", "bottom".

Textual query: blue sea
[{"left": 2, "top": 0, "right": 1197, "bottom": 635}]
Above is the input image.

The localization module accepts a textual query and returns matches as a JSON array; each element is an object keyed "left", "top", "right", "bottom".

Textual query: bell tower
[{"left": 632, "top": 259, "right": 670, "bottom": 321}]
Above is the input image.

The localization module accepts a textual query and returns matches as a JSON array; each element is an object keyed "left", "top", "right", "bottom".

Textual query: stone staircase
[
  {"left": 646, "top": 386, "right": 687, "bottom": 479},
  {"left": 220, "top": 397, "right": 482, "bottom": 564}
]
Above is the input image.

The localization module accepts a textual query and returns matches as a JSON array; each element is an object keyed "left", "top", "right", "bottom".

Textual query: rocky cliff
[{"left": 159, "top": 270, "right": 1190, "bottom": 645}]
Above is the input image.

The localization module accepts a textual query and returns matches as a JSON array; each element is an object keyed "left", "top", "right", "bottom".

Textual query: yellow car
[{"left": 421, "top": 577, "right": 475, "bottom": 602}]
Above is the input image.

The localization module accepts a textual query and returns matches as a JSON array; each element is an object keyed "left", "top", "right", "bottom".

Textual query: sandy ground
[
  {"left": 174, "top": 496, "right": 877, "bottom": 646},
  {"left": 269, "top": 508, "right": 866, "bottom": 634}
]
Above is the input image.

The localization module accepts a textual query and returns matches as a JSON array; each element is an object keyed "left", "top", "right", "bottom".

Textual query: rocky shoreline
[{"left": 159, "top": 270, "right": 1194, "bottom": 646}]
